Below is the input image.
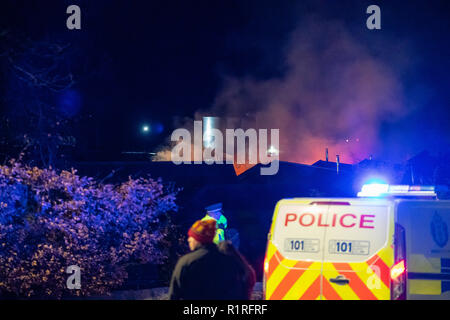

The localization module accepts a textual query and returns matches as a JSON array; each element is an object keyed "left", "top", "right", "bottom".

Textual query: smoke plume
[{"left": 157, "top": 17, "right": 410, "bottom": 165}]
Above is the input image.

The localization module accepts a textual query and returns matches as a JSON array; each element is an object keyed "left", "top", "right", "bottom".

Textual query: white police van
[{"left": 263, "top": 184, "right": 450, "bottom": 300}]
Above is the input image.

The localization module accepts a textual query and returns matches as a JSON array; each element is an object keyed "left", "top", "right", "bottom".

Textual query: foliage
[
  {"left": 0, "top": 160, "right": 179, "bottom": 298},
  {"left": 0, "top": 30, "right": 80, "bottom": 167}
]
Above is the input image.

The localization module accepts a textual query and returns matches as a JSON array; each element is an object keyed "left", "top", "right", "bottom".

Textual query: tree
[
  {"left": 0, "top": 160, "right": 180, "bottom": 298},
  {"left": 1, "top": 30, "right": 78, "bottom": 167}
]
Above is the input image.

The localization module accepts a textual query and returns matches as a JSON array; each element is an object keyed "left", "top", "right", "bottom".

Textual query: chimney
[{"left": 336, "top": 155, "right": 340, "bottom": 174}]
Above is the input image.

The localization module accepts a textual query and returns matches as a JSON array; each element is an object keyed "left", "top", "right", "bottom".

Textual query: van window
[
  {"left": 272, "top": 202, "right": 327, "bottom": 262},
  {"left": 322, "top": 204, "right": 391, "bottom": 264}
]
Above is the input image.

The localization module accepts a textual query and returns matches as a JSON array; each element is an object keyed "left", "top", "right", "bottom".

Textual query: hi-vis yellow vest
[{"left": 201, "top": 214, "right": 227, "bottom": 244}]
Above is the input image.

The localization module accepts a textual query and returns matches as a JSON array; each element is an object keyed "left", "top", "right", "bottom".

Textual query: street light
[{"left": 142, "top": 125, "right": 150, "bottom": 133}]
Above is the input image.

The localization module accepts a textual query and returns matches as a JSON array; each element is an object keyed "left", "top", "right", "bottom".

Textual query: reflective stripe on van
[
  {"left": 408, "top": 257, "right": 450, "bottom": 295},
  {"left": 265, "top": 241, "right": 322, "bottom": 300},
  {"left": 265, "top": 240, "right": 393, "bottom": 300}
]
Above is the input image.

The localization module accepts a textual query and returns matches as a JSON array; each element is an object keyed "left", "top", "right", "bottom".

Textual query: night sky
[{"left": 1, "top": 0, "right": 449, "bottom": 164}]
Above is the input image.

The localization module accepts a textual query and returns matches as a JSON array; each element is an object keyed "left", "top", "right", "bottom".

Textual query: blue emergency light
[{"left": 357, "top": 184, "right": 437, "bottom": 198}]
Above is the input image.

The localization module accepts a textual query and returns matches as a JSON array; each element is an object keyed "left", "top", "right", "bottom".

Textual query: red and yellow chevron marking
[
  {"left": 264, "top": 241, "right": 394, "bottom": 300},
  {"left": 265, "top": 241, "right": 322, "bottom": 300},
  {"left": 329, "top": 245, "right": 393, "bottom": 300},
  {"left": 323, "top": 246, "right": 393, "bottom": 300}
]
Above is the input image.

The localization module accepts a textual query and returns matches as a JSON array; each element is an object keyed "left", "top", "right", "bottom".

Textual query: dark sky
[{"left": 1, "top": 0, "right": 449, "bottom": 163}]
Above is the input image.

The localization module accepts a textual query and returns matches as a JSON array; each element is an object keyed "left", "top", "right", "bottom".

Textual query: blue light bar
[
  {"left": 357, "top": 184, "right": 436, "bottom": 198},
  {"left": 358, "top": 183, "right": 389, "bottom": 197}
]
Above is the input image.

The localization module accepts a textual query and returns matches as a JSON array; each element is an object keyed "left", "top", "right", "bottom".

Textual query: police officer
[{"left": 201, "top": 203, "right": 227, "bottom": 244}]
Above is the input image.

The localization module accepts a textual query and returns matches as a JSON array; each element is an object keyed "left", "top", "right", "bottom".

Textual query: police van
[{"left": 263, "top": 184, "right": 450, "bottom": 300}]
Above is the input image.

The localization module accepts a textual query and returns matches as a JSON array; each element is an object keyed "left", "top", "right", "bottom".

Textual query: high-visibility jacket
[{"left": 201, "top": 214, "right": 227, "bottom": 244}]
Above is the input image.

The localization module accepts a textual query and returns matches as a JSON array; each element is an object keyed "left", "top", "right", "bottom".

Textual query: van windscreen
[
  {"left": 272, "top": 203, "right": 328, "bottom": 261},
  {"left": 322, "top": 204, "right": 390, "bottom": 263}
]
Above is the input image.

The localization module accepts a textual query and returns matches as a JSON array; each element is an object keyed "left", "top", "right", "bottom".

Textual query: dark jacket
[
  {"left": 168, "top": 243, "right": 242, "bottom": 300},
  {"left": 217, "top": 241, "right": 256, "bottom": 300}
]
